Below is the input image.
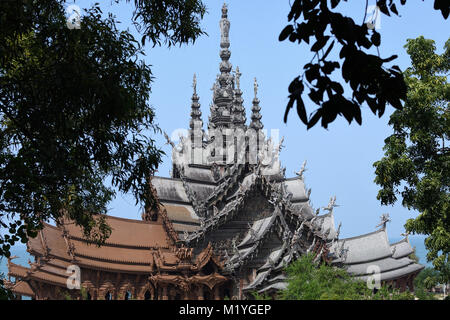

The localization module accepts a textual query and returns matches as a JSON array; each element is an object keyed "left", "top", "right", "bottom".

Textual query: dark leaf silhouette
[
  {"left": 279, "top": 25, "right": 294, "bottom": 41},
  {"left": 279, "top": 0, "right": 449, "bottom": 129}
]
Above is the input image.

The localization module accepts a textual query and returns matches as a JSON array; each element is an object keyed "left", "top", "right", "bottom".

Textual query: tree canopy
[
  {"left": 279, "top": 254, "right": 414, "bottom": 300},
  {"left": 373, "top": 36, "right": 449, "bottom": 282},
  {"left": 0, "top": 0, "right": 207, "bottom": 259},
  {"left": 279, "top": 0, "right": 449, "bottom": 129}
]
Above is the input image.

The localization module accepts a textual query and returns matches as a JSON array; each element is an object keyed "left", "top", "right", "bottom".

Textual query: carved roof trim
[{"left": 9, "top": 280, "right": 35, "bottom": 297}]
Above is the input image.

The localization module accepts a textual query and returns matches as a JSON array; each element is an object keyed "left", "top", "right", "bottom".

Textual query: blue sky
[{"left": 73, "top": 1, "right": 448, "bottom": 241}]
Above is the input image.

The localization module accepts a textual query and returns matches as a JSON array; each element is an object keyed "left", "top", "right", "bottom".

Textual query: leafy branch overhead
[
  {"left": 127, "top": 0, "right": 207, "bottom": 46},
  {"left": 373, "top": 36, "right": 449, "bottom": 281},
  {"left": 279, "top": 0, "right": 449, "bottom": 129},
  {"left": 0, "top": 0, "right": 207, "bottom": 259}
]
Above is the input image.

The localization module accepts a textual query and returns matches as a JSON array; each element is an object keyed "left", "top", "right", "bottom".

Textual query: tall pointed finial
[
  {"left": 220, "top": 3, "right": 230, "bottom": 49},
  {"left": 250, "top": 77, "right": 263, "bottom": 131},
  {"left": 234, "top": 66, "right": 241, "bottom": 90},
  {"left": 189, "top": 74, "right": 203, "bottom": 131},
  {"left": 254, "top": 77, "right": 258, "bottom": 99},
  {"left": 222, "top": 2, "right": 228, "bottom": 18},
  {"left": 193, "top": 73, "right": 197, "bottom": 95},
  {"left": 231, "top": 66, "right": 246, "bottom": 127},
  {"left": 209, "top": 4, "right": 234, "bottom": 131}
]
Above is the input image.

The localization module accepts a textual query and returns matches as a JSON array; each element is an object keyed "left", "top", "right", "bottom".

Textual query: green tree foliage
[
  {"left": 409, "top": 246, "right": 420, "bottom": 263},
  {"left": 126, "top": 0, "right": 207, "bottom": 46},
  {"left": 280, "top": 254, "right": 414, "bottom": 300},
  {"left": 415, "top": 267, "right": 441, "bottom": 289},
  {"left": 281, "top": 254, "right": 369, "bottom": 300},
  {"left": 0, "top": 0, "right": 206, "bottom": 260},
  {"left": 279, "top": 0, "right": 449, "bottom": 129},
  {"left": 373, "top": 36, "right": 449, "bottom": 282},
  {"left": 0, "top": 273, "right": 14, "bottom": 300},
  {"left": 413, "top": 267, "right": 441, "bottom": 300}
]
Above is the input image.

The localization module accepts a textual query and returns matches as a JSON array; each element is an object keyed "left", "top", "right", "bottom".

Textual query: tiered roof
[
  {"left": 8, "top": 3, "right": 424, "bottom": 299},
  {"left": 330, "top": 228, "right": 423, "bottom": 282},
  {"left": 7, "top": 213, "right": 226, "bottom": 299},
  {"left": 154, "top": 3, "right": 424, "bottom": 296}
]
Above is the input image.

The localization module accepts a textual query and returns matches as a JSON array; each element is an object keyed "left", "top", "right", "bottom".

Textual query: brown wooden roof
[
  {"left": 62, "top": 215, "right": 171, "bottom": 248},
  {"left": 7, "top": 204, "right": 227, "bottom": 300},
  {"left": 7, "top": 262, "right": 29, "bottom": 278},
  {"left": 9, "top": 281, "right": 35, "bottom": 298},
  {"left": 14, "top": 211, "right": 225, "bottom": 277}
]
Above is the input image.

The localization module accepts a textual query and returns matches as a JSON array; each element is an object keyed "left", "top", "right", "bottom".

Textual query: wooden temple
[
  {"left": 6, "top": 207, "right": 229, "bottom": 300},
  {"left": 6, "top": 3, "right": 423, "bottom": 300}
]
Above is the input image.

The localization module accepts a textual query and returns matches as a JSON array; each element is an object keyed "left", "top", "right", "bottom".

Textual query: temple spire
[
  {"left": 250, "top": 77, "right": 263, "bottom": 130},
  {"left": 189, "top": 73, "right": 203, "bottom": 131},
  {"left": 208, "top": 3, "right": 234, "bottom": 130},
  {"left": 234, "top": 66, "right": 241, "bottom": 90},
  {"left": 218, "top": 3, "right": 232, "bottom": 80},
  {"left": 220, "top": 3, "right": 230, "bottom": 49},
  {"left": 232, "top": 66, "right": 246, "bottom": 127},
  {"left": 193, "top": 73, "right": 197, "bottom": 95}
]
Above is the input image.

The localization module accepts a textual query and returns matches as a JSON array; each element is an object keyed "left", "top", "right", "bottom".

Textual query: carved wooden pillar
[
  {"left": 115, "top": 273, "right": 122, "bottom": 299},
  {"left": 400, "top": 277, "right": 407, "bottom": 292},
  {"left": 214, "top": 285, "right": 220, "bottom": 300},
  {"left": 408, "top": 274, "right": 414, "bottom": 291},
  {"left": 162, "top": 285, "right": 168, "bottom": 300},
  {"left": 95, "top": 270, "right": 100, "bottom": 300},
  {"left": 239, "top": 279, "right": 243, "bottom": 299},
  {"left": 197, "top": 285, "right": 204, "bottom": 300},
  {"left": 394, "top": 279, "right": 400, "bottom": 290},
  {"left": 155, "top": 287, "right": 160, "bottom": 300},
  {"left": 38, "top": 281, "right": 43, "bottom": 300}
]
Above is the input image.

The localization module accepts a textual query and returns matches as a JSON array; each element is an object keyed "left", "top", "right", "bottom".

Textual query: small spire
[
  {"left": 222, "top": 2, "right": 228, "bottom": 18},
  {"left": 250, "top": 77, "right": 263, "bottom": 130},
  {"left": 220, "top": 3, "right": 231, "bottom": 50},
  {"left": 219, "top": 2, "right": 231, "bottom": 74},
  {"left": 193, "top": 73, "right": 197, "bottom": 95},
  {"left": 232, "top": 66, "right": 246, "bottom": 127},
  {"left": 190, "top": 73, "right": 203, "bottom": 131},
  {"left": 209, "top": 4, "right": 233, "bottom": 130},
  {"left": 234, "top": 66, "right": 241, "bottom": 90}
]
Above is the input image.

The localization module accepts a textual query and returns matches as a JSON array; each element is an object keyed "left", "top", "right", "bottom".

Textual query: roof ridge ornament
[
  {"left": 163, "top": 131, "right": 175, "bottom": 148},
  {"left": 400, "top": 231, "right": 410, "bottom": 240},
  {"left": 336, "top": 222, "right": 342, "bottom": 239},
  {"left": 294, "top": 160, "right": 307, "bottom": 179},
  {"left": 376, "top": 213, "right": 391, "bottom": 230},
  {"left": 322, "top": 195, "right": 338, "bottom": 213}
]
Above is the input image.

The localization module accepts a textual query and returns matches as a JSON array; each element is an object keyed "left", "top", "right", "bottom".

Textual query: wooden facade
[{"left": 6, "top": 212, "right": 229, "bottom": 300}]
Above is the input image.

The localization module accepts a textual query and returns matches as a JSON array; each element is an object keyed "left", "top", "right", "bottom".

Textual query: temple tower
[{"left": 208, "top": 3, "right": 235, "bottom": 130}]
